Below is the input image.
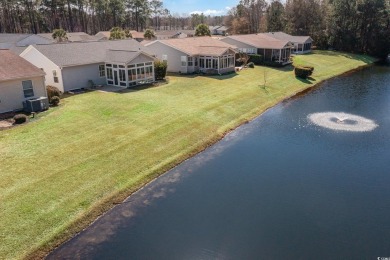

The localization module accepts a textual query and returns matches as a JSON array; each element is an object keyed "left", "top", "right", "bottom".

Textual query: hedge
[
  {"left": 294, "top": 66, "right": 313, "bottom": 79},
  {"left": 154, "top": 60, "right": 168, "bottom": 80},
  {"left": 248, "top": 54, "right": 263, "bottom": 65}
]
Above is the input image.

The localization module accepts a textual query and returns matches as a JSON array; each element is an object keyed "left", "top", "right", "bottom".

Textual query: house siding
[
  {"left": 0, "top": 76, "right": 46, "bottom": 113},
  {"left": 20, "top": 47, "right": 64, "bottom": 91},
  {"left": 147, "top": 41, "right": 188, "bottom": 73},
  {"left": 61, "top": 63, "right": 106, "bottom": 91}
]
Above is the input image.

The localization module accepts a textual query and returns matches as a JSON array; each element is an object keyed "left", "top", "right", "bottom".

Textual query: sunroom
[{"left": 105, "top": 50, "right": 155, "bottom": 87}]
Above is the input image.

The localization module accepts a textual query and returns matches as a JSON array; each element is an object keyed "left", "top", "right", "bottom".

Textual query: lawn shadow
[
  {"left": 295, "top": 76, "right": 315, "bottom": 84},
  {"left": 169, "top": 72, "right": 238, "bottom": 80}
]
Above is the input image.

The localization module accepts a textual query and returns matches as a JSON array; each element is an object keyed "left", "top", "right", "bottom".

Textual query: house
[
  {"left": 0, "top": 33, "right": 53, "bottom": 54},
  {"left": 220, "top": 34, "right": 293, "bottom": 65},
  {"left": 95, "top": 31, "right": 145, "bottom": 42},
  {"left": 20, "top": 39, "right": 155, "bottom": 92},
  {"left": 209, "top": 26, "right": 228, "bottom": 36},
  {"left": 154, "top": 30, "right": 195, "bottom": 40},
  {"left": 266, "top": 32, "right": 313, "bottom": 54},
  {"left": 38, "top": 32, "right": 99, "bottom": 42},
  {"left": 145, "top": 37, "right": 237, "bottom": 74},
  {"left": 0, "top": 50, "right": 46, "bottom": 113}
]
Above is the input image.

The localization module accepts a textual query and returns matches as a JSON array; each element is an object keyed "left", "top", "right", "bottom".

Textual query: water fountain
[{"left": 308, "top": 112, "right": 378, "bottom": 132}]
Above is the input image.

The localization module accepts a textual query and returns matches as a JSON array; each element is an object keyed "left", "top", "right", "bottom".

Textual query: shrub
[
  {"left": 154, "top": 60, "right": 168, "bottom": 80},
  {"left": 46, "top": 85, "right": 62, "bottom": 101},
  {"left": 50, "top": 96, "right": 60, "bottom": 106},
  {"left": 13, "top": 114, "right": 28, "bottom": 124},
  {"left": 248, "top": 54, "right": 263, "bottom": 65},
  {"left": 247, "top": 62, "right": 255, "bottom": 68},
  {"left": 294, "top": 66, "right": 313, "bottom": 79},
  {"left": 302, "top": 66, "right": 314, "bottom": 75}
]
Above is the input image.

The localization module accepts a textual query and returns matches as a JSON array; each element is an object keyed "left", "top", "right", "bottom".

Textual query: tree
[
  {"left": 109, "top": 27, "right": 125, "bottom": 40},
  {"left": 124, "top": 29, "right": 133, "bottom": 38},
  {"left": 143, "top": 29, "right": 155, "bottom": 39},
  {"left": 267, "top": 0, "right": 285, "bottom": 32},
  {"left": 195, "top": 23, "right": 211, "bottom": 36},
  {"left": 52, "top": 29, "right": 68, "bottom": 42}
]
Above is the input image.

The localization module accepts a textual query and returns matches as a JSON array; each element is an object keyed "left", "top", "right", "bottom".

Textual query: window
[
  {"left": 106, "top": 68, "right": 113, "bottom": 80},
  {"left": 52, "top": 70, "right": 59, "bottom": 83},
  {"left": 188, "top": 57, "right": 193, "bottom": 66},
  {"left": 22, "top": 80, "right": 34, "bottom": 98},
  {"left": 181, "top": 56, "right": 187, "bottom": 67},
  {"left": 162, "top": 54, "right": 167, "bottom": 62},
  {"left": 119, "top": 70, "right": 126, "bottom": 81},
  {"left": 194, "top": 57, "right": 198, "bottom": 67},
  {"left": 99, "top": 64, "right": 105, "bottom": 77}
]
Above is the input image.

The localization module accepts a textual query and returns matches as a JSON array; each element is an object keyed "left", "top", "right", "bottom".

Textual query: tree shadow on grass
[
  {"left": 295, "top": 76, "right": 316, "bottom": 84},
  {"left": 169, "top": 72, "right": 238, "bottom": 80}
]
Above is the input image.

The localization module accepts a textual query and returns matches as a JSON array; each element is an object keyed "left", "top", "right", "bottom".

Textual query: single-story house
[
  {"left": 95, "top": 31, "right": 145, "bottom": 42},
  {"left": 146, "top": 37, "right": 237, "bottom": 74},
  {"left": 154, "top": 30, "right": 195, "bottom": 40},
  {"left": 0, "top": 49, "right": 46, "bottom": 113},
  {"left": 266, "top": 32, "right": 313, "bottom": 54},
  {"left": 38, "top": 32, "right": 99, "bottom": 42},
  {"left": 209, "top": 26, "right": 228, "bottom": 36},
  {"left": 220, "top": 34, "right": 293, "bottom": 65},
  {"left": 20, "top": 39, "right": 155, "bottom": 92}
]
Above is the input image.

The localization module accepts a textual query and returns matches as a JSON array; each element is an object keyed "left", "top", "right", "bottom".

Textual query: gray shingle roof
[
  {"left": 32, "top": 39, "right": 153, "bottom": 67},
  {"left": 266, "top": 32, "right": 312, "bottom": 44},
  {"left": 38, "top": 32, "right": 99, "bottom": 42},
  {"left": 0, "top": 33, "right": 31, "bottom": 43},
  {"left": 226, "top": 34, "right": 292, "bottom": 49},
  {"left": 105, "top": 50, "right": 154, "bottom": 64}
]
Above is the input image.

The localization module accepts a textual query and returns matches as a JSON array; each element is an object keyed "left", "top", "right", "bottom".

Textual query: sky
[{"left": 162, "top": 0, "right": 240, "bottom": 16}]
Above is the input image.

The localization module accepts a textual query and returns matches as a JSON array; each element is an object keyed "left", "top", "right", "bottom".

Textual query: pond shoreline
[{"left": 26, "top": 59, "right": 376, "bottom": 260}]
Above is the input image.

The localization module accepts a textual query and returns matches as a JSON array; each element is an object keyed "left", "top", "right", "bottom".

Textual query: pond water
[{"left": 48, "top": 65, "right": 390, "bottom": 259}]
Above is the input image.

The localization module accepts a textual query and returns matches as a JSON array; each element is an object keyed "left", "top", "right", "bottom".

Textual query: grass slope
[{"left": 0, "top": 51, "right": 376, "bottom": 259}]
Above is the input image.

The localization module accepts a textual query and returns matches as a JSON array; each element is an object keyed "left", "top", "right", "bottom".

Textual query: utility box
[{"left": 23, "top": 97, "right": 49, "bottom": 113}]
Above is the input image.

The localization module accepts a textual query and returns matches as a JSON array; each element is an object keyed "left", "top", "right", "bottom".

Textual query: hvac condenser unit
[{"left": 23, "top": 97, "right": 49, "bottom": 113}]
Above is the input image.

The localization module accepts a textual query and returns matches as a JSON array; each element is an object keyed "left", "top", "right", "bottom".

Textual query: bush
[
  {"left": 46, "top": 85, "right": 62, "bottom": 101},
  {"left": 13, "top": 114, "right": 28, "bottom": 124},
  {"left": 294, "top": 66, "right": 313, "bottom": 79},
  {"left": 50, "top": 96, "right": 60, "bottom": 106},
  {"left": 302, "top": 66, "right": 314, "bottom": 75},
  {"left": 247, "top": 62, "right": 255, "bottom": 68},
  {"left": 154, "top": 60, "right": 168, "bottom": 80},
  {"left": 248, "top": 54, "right": 263, "bottom": 65}
]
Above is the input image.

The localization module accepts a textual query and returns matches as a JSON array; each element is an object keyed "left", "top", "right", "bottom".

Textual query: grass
[{"left": 0, "top": 51, "right": 376, "bottom": 259}]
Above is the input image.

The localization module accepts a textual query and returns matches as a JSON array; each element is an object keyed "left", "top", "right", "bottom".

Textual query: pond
[{"left": 48, "top": 65, "right": 390, "bottom": 259}]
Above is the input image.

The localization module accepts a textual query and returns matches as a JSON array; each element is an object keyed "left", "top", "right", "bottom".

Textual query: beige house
[
  {"left": 220, "top": 34, "right": 293, "bottom": 65},
  {"left": 0, "top": 50, "right": 46, "bottom": 113},
  {"left": 146, "top": 37, "right": 237, "bottom": 74},
  {"left": 266, "top": 32, "right": 313, "bottom": 54}
]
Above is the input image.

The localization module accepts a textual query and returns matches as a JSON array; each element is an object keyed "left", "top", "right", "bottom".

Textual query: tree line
[
  {"left": 0, "top": 0, "right": 225, "bottom": 34},
  {"left": 225, "top": 0, "right": 390, "bottom": 58},
  {"left": 1, "top": 0, "right": 389, "bottom": 58}
]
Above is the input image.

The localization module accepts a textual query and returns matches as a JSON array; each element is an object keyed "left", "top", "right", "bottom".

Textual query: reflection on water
[{"left": 48, "top": 66, "right": 390, "bottom": 259}]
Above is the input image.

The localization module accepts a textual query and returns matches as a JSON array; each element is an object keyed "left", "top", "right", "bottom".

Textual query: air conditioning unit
[{"left": 23, "top": 97, "right": 49, "bottom": 113}]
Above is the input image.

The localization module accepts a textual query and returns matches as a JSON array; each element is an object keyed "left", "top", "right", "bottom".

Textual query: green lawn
[{"left": 0, "top": 51, "right": 376, "bottom": 259}]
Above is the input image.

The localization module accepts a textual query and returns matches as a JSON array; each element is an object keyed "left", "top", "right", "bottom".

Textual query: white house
[
  {"left": 0, "top": 50, "right": 46, "bottom": 113},
  {"left": 146, "top": 37, "right": 237, "bottom": 74},
  {"left": 209, "top": 26, "right": 228, "bottom": 36},
  {"left": 20, "top": 39, "right": 156, "bottom": 92},
  {"left": 266, "top": 32, "right": 313, "bottom": 54},
  {"left": 220, "top": 34, "right": 293, "bottom": 65}
]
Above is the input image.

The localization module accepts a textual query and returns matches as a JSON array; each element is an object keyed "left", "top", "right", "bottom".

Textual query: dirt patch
[{"left": 0, "top": 120, "right": 13, "bottom": 129}]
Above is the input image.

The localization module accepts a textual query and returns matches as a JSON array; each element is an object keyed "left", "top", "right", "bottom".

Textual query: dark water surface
[{"left": 49, "top": 66, "right": 390, "bottom": 259}]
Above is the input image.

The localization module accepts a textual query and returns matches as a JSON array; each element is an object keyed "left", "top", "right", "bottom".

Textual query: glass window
[
  {"left": 119, "top": 70, "right": 126, "bottom": 81},
  {"left": 113, "top": 64, "right": 118, "bottom": 68},
  {"left": 106, "top": 64, "right": 112, "bottom": 67},
  {"left": 162, "top": 54, "right": 167, "bottom": 61},
  {"left": 194, "top": 57, "right": 198, "bottom": 67},
  {"left": 99, "top": 64, "right": 105, "bottom": 77},
  {"left": 119, "top": 65, "right": 125, "bottom": 68},
  {"left": 128, "top": 64, "right": 135, "bottom": 68},
  {"left": 22, "top": 80, "right": 34, "bottom": 98},
  {"left": 188, "top": 57, "right": 193, "bottom": 67},
  {"left": 107, "top": 68, "right": 113, "bottom": 79}
]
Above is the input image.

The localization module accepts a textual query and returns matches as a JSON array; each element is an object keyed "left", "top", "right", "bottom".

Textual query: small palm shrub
[
  {"left": 50, "top": 96, "right": 60, "bottom": 106},
  {"left": 13, "top": 114, "right": 28, "bottom": 124}
]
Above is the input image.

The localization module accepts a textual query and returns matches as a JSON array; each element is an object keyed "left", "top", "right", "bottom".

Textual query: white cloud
[
  {"left": 190, "top": 9, "right": 226, "bottom": 16},
  {"left": 225, "top": 6, "right": 231, "bottom": 10}
]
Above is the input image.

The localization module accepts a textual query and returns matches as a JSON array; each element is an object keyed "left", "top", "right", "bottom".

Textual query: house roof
[
  {"left": 38, "top": 32, "right": 98, "bottom": 42},
  {"left": 146, "top": 37, "right": 237, "bottom": 56},
  {"left": 105, "top": 50, "right": 154, "bottom": 64},
  {"left": 95, "top": 31, "right": 145, "bottom": 40},
  {"left": 226, "top": 34, "right": 292, "bottom": 49},
  {"left": 0, "top": 33, "right": 31, "bottom": 44},
  {"left": 27, "top": 39, "right": 153, "bottom": 67},
  {"left": 0, "top": 49, "right": 45, "bottom": 82},
  {"left": 266, "top": 32, "right": 312, "bottom": 44}
]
